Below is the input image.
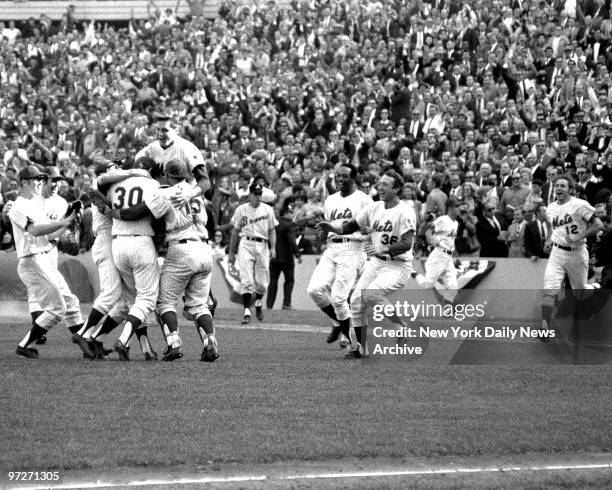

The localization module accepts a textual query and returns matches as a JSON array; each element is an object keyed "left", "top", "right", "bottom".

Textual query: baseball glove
[{"left": 57, "top": 227, "right": 80, "bottom": 256}]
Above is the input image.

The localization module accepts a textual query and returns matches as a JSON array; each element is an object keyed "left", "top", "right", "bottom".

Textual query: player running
[
  {"left": 319, "top": 170, "right": 417, "bottom": 358},
  {"left": 414, "top": 197, "right": 460, "bottom": 303},
  {"left": 541, "top": 175, "right": 603, "bottom": 341},
  {"left": 307, "top": 164, "right": 372, "bottom": 346},
  {"left": 228, "top": 182, "right": 278, "bottom": 325}
]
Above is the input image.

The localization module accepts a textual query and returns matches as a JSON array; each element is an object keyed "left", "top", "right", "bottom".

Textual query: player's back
[
  {"left": 108, "top": 176, "right": 160, "bottom": 236},
  {"left": 160, "top": 182, "right": 207, "bottom": 242}
]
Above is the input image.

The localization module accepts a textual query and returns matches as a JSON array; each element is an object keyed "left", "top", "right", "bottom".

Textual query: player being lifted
[
  {"left": 319, "top": 171, "right": 417, "bottom": 358},
  {"left": 541, "top": 175, "right": 603, "bottom": 342},
  {"left": 414, "top": 197, "right": 460, "bottom": 303},
  {"left": 307, "top": 164, "right": 372, "bottom": 346}
]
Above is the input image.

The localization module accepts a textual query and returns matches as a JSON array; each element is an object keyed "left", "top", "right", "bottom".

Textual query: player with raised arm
[
  {"left": 319, "top": 170, "right": 417, "bottom": 358},
  {"left": 307, "top": 164, "right": 372, "bottom": 346},
  {"left": 228, "top": 182, "right": 278, "bottom": 325},
  {"left": 541, "top": 175, "right": 604, "bottom": 342}
]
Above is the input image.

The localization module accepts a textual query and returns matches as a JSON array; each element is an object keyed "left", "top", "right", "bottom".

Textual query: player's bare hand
[
  {"left": 364, "top": 243, "right": 377, "bottom": 256},
  {"left": 317, "top": 221, "right": 338, "bottom": 233},
  {"left": 297, "top": 256, "right": 303, "bottom": 264},
  {"left": 62, "top": 211, "right": 77, "bottom": 224},
  {"left": 270, "top": 248, "right": 277, "bottom": 260},
  {"left": 170, "top": 191, "right": 188, "bottom": 208},
  {"left": 530, "top": 255, "right": 538, "bottom": 262}
]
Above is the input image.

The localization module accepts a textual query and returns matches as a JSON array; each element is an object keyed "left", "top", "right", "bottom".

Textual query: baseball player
[
  {"left": 414, "top": 197, "right": 459, "bottom": 303},
  {"left": 319, "top": 170, "right": 417, "bottom": 358},
  {"left": 72, "top": 161, "right": 157, "bottom": 361},
  {"left": 541, "top": 175, "right": 603, "bottom": 341},
  {"left": 98, "top": 169, "right": 161, "bottom": 360},
  {"left": 307, "top": 164, "right": 372, "bottom": 346},
  {"left": 28, "top": 168, "right": 70, "bottom": 346},
  {"left": 145, "top": 160, "right": 219, "bottom": 361},
  {"left": 8, "top": 165, "right": 84, "bottom": 358},
  {"left": 135, "top": 112, "right": 210, "bottom": 202},
  {"left": 229, "top": 182, "right": 278, "bottom": 324}
]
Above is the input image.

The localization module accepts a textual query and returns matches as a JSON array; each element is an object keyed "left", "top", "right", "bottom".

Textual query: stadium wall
[{"left": 0, "top": 251, "right": 549, "bottom": 315}]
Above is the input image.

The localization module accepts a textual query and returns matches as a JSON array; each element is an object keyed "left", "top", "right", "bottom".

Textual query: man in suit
[
  {"left": 541, "top": 165, "right": 559, "bottom": 205},
  {"left": 476, "top": 201, "right": 509, "bottom": 257},
  {"left": 524, "top": 204, "right": 551, "bottom": 261},
  {"left": 266, "top": 201, "right": 301, "bottom": 310}
]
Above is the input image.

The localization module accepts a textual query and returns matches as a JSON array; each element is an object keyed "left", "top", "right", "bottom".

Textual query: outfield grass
[{"left": 2, "top": 309, "right": 612, "bottom": 480}]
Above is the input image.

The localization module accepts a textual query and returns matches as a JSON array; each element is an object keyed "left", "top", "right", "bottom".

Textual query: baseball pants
[
  {"left": 28, "top": 244, "right": 59, "bottom": 313},
  {"left": 92, "top": 233, "right": 126, "bottom": 317},
  {"left": 18, "top": 251, "right": 83, "bottom": 329},
  {"left": 307, "top": 244, "right": 365, "bottom": 321},
  {"left": 351, "top": 257, "right": 414, "bottom": 328},
  {"left": 112, "top": 236, "right": 159, "bottom": 322},
  {"left": 157, "top": 241, "right": 213, "bottom": 319},
  {"left": 416, "top": 248, "right": 458, "bottom": 290},
  {"left": 237, "top": 240, "right": 270, "bottom": 295},
  {"left": 544, "top": 246, "right": 589, "bottom": 291}
]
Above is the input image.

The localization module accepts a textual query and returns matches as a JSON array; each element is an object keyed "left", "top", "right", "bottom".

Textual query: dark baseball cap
[
  {"left": 249, "top": 182, "right": 263, "bottom": 195},
  {"left": 44, "top": 166, "right": 66, "bottom": 181},
  {"left": 94, "top": 159, "right": 115, "bottom": 176},
  {"left": 165, "top": 159, "right": 189, "bottom": 179},
  {"left": 19, "top": 165, "right": 46, "bottom": 181}
]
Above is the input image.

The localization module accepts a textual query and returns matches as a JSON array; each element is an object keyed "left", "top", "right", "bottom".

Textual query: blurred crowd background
[{"left": 1, "top": 0, "right": 612, "bottom": 259}]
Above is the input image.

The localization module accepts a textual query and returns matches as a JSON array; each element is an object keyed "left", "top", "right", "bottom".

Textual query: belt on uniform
[
  {"left": 112, "top": 234, "right": 144, "bottom": 239},
  {"left": 170, "top": 238, "right": 208, "bottom": 245},
  {"left": 553, "top": 242, "right": 578, "bottom": 251},
  {"left": 244, "top": 236, "right": 266, "bottom": 242},
  {"left": 330, "top": 237, "right": 361, "bottom": 243},
  {"left": 374, "top": 253, "right": 407, "bottom": 262},
  {"left": 436, "top": 246, "right": 453, "bottom": 255}
]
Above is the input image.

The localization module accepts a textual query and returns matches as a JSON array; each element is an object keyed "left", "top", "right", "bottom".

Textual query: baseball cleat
[
  {"left": 144, "top": 351, "right": 159, "bottom": 361},
  {"left": 327, "top": 326, "right": 341, "bottom": 344},
  {"left": 241, "top": 313, "right": 251, "bottom": 325},
  {"left": 35, "top": 335, "right": 47, "bottom": 345},
  {"left": 72, "top": 333, "right": 95, "bottom": 359},
  {"left": 113, "top": 340, "right": 130, "bottom": 361},
  {"left": 16, "top": 346, "right": 39, "bottom": 359},
  {"left": 344, "top": 346, "right": 362, "bottom": 359},
  {"left": 339, "top": 334, "right": 350, "bottom": 349},
  {"left": 200, "top": 344, "right": 220, "bottom": 362},
  {"left": 538, "top": 319, "right": 551, "bottom": 343},
  {"left": 255, "top": 305, "right": 263, "bottom": 321},
  {"left": 162, "top": 345, "right": 183, "bottom": 362}
]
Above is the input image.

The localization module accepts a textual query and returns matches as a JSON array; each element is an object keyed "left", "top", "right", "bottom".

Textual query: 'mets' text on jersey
[
  {"left": 547, "top": 196, "right": 594, "bottom": 247},
  {"left": 324, "top": 190, "right": 372, "bottom": 240},
  {"left": 231, "top": 202, "right": 278, "bottom": 239},
  {"left": 356, "top": 200, "right": 417, "bottom": 261}
]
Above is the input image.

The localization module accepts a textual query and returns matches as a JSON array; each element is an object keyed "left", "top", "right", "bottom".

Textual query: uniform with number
[
  {"left": 135, "top": 135, "right": 205, "bottom": 175},
  {"left": 8, "top": 195, "right": 82, "bottom": 330},
  {"left": 307, "top": 190, "right": 372, "bottom": 321},
  {"left": 351, "top": 200, "right": 417, "bottom": 329},
  {"left": 230, "top": 202, "right": 278, "bottom": 295},
  {"left": 416, "top": 215, "right": 458, "bottom": 293},
  {"left": 146, "top": 182, "right": 213, "bottom": 319},
  {"left": 108, "top": 175, "right": 161, "bottom": 322},
  {"left": 544, "top": 196, "right": 595, "bottom": 290}
]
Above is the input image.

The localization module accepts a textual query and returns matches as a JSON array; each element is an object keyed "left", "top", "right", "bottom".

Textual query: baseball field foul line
[{"left": 13, "top": 462, "right": 612, "bottom": 489}]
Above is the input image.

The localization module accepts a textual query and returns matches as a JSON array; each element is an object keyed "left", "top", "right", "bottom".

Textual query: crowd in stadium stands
[{"left": 1, "top": 0, "right": 612, "bottom": 259}]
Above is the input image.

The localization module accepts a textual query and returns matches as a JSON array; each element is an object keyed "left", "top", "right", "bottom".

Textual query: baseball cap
[
  {"left": 249, "top": 182, "right": 263, "bottom": 195},
  {"left": 154, "top": 110, "right": 172, "bottom": 121},
  {"left": 44, "top": 166, "right": 66, "bottom": 181},
  {"left": 94, "top": 159, "right": 115, "bottom": 176},
  {"left": 165, "top": 159, "right": 189, "bottom": 179},
  {"left": 19, "top": 165, "right": 46, "bottom": 181}
]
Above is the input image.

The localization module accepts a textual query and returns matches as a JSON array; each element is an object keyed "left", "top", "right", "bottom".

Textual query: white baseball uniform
[
  {"left": 416, "top": 215, "right": 458, "bottom": 293},
  {"left": 544, "top": 196, "right": 595, "bottom": 290},
  {"left": 8, "top": 195, "right": 83, "bottom": 329},
  {"left": 307, "top": 190, "right": 372, "bottom": 321},
  {"left": 108, "top": 175, "right": 161, "bottom": 322},
  {"left": 350, "top": 200, "right": 417, "bottom": 329},
  {"left": 230, "top": 201, "right": 278, "bottom": 295},
  {"left": 135, "top": 135, "right": 205, "bottom": 174},
  {"left": 146, "top": 181, "right": 213, "bottom": 319}
]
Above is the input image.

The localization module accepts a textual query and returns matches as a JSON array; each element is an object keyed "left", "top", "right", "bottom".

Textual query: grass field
[{"left": 2, "top": 307, "right": 612, "bottom": 488}]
